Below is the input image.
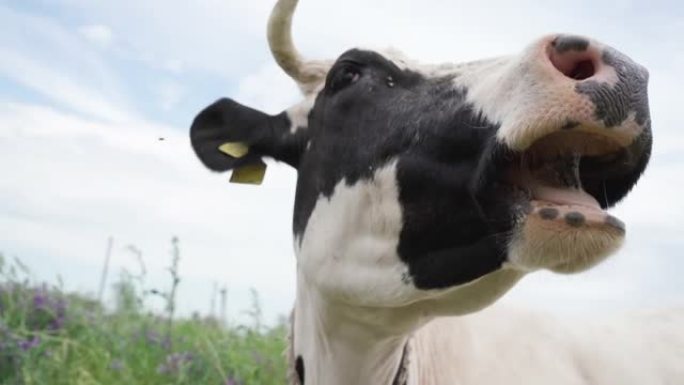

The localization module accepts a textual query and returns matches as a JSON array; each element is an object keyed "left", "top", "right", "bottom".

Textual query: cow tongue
[{"left": 521, "top": 153, "right": 601, "bottom": 210}]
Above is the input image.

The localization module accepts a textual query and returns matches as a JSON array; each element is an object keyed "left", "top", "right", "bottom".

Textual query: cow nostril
[
  {"left": 548, "top": 48, "right": 597, "bottom": 81},
  {"left": 567, "top": 60, "right": 595, "bottom": 80}
]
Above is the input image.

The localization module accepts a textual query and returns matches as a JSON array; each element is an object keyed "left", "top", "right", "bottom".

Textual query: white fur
[
  {"left": 407, "top": 306, "right": 684, "bottom": 385},
  {"left": 286, "top": 95, "right": 317, "bottom": 133},
  {"left": 297, "top": 160, "right": 416, "bottom": 307}
]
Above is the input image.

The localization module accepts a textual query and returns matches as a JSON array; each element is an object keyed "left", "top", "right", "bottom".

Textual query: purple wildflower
[
  {"left": 49, "top": 299, "right": 67, "bottom": 330},
  {"left": 18, "top": 335, "right": 41, "bottom": 351},
  {"left": 224, "top": 378, "right": 240, "bottom": 385},
  {"left": 49, "top": 316, "right": 65, "bottom": 331},
  {"left": 161, "top": 335, "right": 173, "bottom": 351},
  {"left": 157, "top": 351, "right": 194, "bottom": 375},
  {"left": 23, "top": 285, "right": 70, "bottom": 332},
  {"left": 131, "top": 327, "right": 156, "bottom": 345},
  {"left": 32, "top": 289, "right": 48, "bottom": 309},
  {"left": 145, "top": 329, "right": 161, "bottom": 344}
]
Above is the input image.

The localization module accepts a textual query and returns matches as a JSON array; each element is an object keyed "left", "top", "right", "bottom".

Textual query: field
[{"left": 0, "top": 247, "right": 288, "bottom": 385}]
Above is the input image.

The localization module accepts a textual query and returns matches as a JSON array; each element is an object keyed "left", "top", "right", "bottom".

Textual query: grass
[{"left": 0, "top": 241, "right": 288, "bottom": 385}]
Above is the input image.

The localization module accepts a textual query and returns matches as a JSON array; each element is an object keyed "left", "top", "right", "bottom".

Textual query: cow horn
[{"left": 268, "top": 0, "right": 330, "bottom": 94}]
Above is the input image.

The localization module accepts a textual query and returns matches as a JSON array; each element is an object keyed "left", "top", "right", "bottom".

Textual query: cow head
[{"left": 191, "top": 0, "right": 651, "bottom": 317}]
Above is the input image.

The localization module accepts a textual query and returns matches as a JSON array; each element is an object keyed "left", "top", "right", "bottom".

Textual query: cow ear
[{"left": 190, "top": 98, "right": 308, "bottom": 173}]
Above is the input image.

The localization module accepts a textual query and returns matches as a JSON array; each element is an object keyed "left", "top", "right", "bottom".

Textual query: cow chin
[{"left": 507, "top": 211, "right": 625, "bottom": 273}]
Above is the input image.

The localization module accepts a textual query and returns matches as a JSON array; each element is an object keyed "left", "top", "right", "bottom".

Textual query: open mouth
[{"left": 507, "top": 130, "right": 629, "bottom": 233}]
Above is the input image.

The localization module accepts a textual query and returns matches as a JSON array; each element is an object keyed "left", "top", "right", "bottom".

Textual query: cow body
[
  {"left": 189, "top": 0, "right": 682, "bottom": 383},
  {"left": 407, "top": 307, "right": 684, "bottom": 385}
]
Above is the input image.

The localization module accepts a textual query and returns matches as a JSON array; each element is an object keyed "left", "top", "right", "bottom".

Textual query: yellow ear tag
[
  {"left": 218, "top": 142, "right": 249, "bottom": 158},
  {"left": 218, "top": 142, "right": 266, "bottom": 185},
  {"left": 230, "top": 162, "right": 267, "bottom": 185}
]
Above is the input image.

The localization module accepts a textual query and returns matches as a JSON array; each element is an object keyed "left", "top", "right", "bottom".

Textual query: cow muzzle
[{"left": 494, "top": 35, "right": 652, "bottom": 274}]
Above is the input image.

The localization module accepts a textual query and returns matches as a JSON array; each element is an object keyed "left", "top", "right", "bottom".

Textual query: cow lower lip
[
  {"left": 507, "top": 165, "right": 631, "bottom": 234},
  {"left": 509, "top": 167, "right": 626, "bottom": 232}
]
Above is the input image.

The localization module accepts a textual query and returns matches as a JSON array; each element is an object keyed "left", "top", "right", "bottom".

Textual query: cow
[{"left": 190, "top": 0, "right": 684, "bottom": 384}]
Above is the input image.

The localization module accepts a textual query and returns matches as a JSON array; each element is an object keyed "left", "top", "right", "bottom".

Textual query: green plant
[{"left": 0, "top": 240, "right": 287, "bottom": 385}]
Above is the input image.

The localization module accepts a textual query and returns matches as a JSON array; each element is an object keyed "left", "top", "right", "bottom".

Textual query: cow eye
[{"left": 328, "top": 64, "right": 361, "bottom": 92}]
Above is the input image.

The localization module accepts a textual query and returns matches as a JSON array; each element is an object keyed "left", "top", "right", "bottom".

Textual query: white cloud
[
  {"left": 163, "top": 59, "right": 185, "bottom": 74},
  {"left": 158, "top": 81, "right": 185, "bottom": 111},
  {"left": 43, "top": 0, "right": 274, "bottom": 77},
  {"left": 0, "top": 5, "right": 132, "bottom": 122},
  {"left": 0, "top": 48, "right": 133, "bottom": 122},
  {"left": 78, "top": 24, "right": 114, "bottom": 47}
]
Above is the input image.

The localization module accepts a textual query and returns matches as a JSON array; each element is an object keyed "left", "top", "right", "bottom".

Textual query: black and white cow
[{"left": 190, "top": 0, "right": 683, "bottom": 384}]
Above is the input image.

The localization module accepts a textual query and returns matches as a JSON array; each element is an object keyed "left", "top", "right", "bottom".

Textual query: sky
[{"left": 1, "top": 0, "right": 683, "bottom": 325}]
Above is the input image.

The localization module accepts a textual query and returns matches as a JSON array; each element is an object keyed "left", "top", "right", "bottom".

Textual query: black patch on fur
[
  {"left": 295, "top": 356, "right": 305, "bottom": 384},
  {"left": 190, "top": 98, "right": 310, "bottom": 171},
  {"left": 552, "top": 35, "right": 590, "bottom": 53}
]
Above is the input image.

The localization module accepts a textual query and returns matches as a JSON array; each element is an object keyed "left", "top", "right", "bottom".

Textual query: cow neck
[{"left": 291, "top": 273, "right": 415, "bottom": 385}]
